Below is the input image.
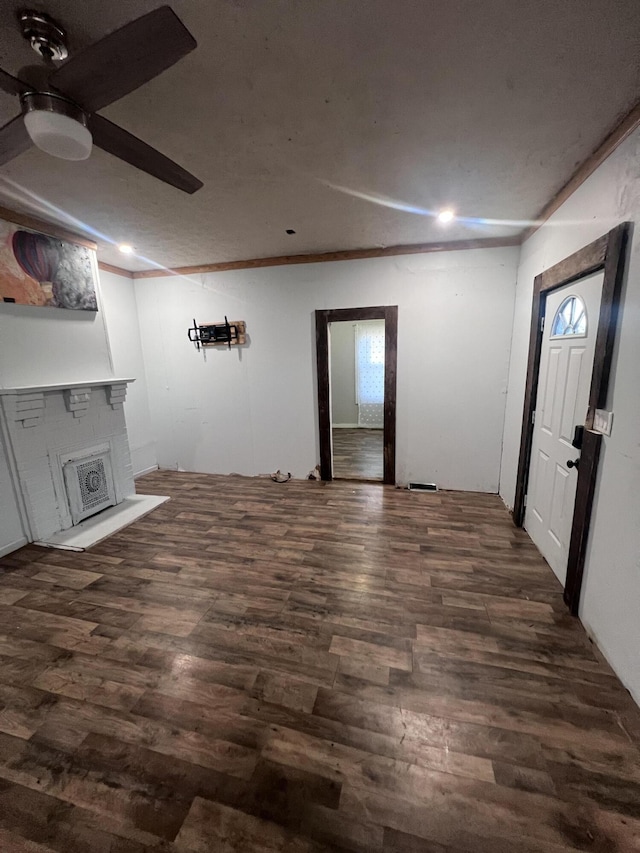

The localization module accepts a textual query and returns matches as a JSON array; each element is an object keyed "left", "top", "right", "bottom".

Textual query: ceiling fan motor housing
[{"left": 19, "top": 10, "right": 68, "bottom": 61}]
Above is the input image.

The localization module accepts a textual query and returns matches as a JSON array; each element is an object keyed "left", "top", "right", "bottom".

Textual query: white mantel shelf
[{"left": 0, "top": 378, "right": 135, "bottom": 395}]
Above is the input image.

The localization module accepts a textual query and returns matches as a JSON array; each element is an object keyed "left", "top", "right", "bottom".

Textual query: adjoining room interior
[
  {"left": 0, "top": 2, "right": 640, "bottom": 850},
  {"left": 330, "top": 319, "right": 384, "bottom": 481}
]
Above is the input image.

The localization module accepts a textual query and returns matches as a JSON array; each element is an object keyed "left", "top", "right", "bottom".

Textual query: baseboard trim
[
  {"left": 134, "top": 465, "right": 159, "bottom": 479},
  {"left": 581, "top": 616, "right": 640, "bottom": 711},
  {"left": 332, "top": 423, "right": 384, "bottom": 429},
  {"left": 0, "top": 536, "right": 29, "bottom": 558}
]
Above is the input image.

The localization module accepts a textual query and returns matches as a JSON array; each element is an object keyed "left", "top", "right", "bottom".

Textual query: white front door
[{"left": 524, "top": 272, "right": 603, "bottom": 584}]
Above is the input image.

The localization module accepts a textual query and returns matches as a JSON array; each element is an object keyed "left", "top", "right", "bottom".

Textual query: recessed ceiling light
[
  {"left": 437, "top": 209, "right": 455, "bottom": 224},
  {"left": 118, "top": 243, "right": 134, "bottom": 254}
]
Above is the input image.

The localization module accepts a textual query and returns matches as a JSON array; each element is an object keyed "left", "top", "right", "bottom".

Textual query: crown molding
[
  {"left": 131, "top": 235, "right": 522, "bottom": 279},
  {"left": 0, "top": 203, "right": 97, "bottom": 250},
  {"left": 522, "top": 98, "right": 640, "bottom": 242},
  {"left": 97, "top": 262, "right": 134, "bottom": 279}
]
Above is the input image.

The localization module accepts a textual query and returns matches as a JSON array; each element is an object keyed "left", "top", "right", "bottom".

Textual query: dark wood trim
[
  {"left": 522, "top": 99, "right": 640, "bottom": 242},
  {"left": 132, "top": 236, "right": 521, "bottom": 279},
  {"left": 512, "top": 274, "right": 544, "bottom": 527},
  {"left": 513, "top": 223, "right": 630, "bottom": 614},
  {"left": 315, "top": 311, "right": 331, "bottom": 481},
  {"left": 98, "top": 262, "right": 134, "bottom": 279},
  {"left": 383, "top": 307, "right": 398, "bottom": 484},
  {"left": 315, "top": 306, "right": 398, "bottom": 485},
  {"left": 539, "top": 235, "right": 608, "bottom": 291},
  {"left": 587, "top": 224, "right": 628, "bottom": 421},
  {"left": 0, "top": 204, "right": 97, "bottom": 250},
  {"left": 563, "top": 430, "right": 602, "bottom": 615}
]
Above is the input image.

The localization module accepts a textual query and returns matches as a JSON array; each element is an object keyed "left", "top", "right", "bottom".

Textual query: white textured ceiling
[{"left": 0, "top": 1, "right": 638, "bottom": 271}]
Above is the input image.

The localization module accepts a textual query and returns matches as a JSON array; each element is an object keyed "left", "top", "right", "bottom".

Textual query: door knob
[{"left": 567, "top": 458, "right": 579, "bottom": 469}]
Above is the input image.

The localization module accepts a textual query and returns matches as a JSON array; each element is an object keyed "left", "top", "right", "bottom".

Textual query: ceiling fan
[{"left": 0, "top": 6, "right": 202, "bottom": 193}]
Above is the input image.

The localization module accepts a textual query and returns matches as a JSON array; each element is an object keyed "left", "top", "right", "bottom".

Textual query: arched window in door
[{"left": 551, "top": 295, "right": 587, "bottom": 337}]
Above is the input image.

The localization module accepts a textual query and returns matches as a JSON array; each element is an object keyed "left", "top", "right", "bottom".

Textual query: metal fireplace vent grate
[
  {"left": 63, "top": 451, "right": 116, "bottom": 524},
  {"left": 77, "top": 458, "right": 110, "bottom": 512}
]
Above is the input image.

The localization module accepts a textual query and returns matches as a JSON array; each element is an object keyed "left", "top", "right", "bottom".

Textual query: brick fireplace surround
[{"left": 0, "top": 378, "right": 135, "bottom": 544}]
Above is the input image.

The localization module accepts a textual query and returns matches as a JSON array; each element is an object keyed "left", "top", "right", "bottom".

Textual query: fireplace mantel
[{"left": 0, "top": 378, "right": 135, "bottom": 395}]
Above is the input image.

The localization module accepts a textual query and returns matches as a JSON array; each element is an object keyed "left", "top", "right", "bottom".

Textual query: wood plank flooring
[
  {"left": 332, "top": 428, "right": 383, "bottom": 480},
  {"left": 0, "top": 470, "right": 639, "bottom": 852}
]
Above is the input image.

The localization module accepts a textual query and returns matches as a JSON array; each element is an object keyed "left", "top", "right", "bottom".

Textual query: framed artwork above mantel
[{"left": 0, "top": 214, "right": 98, "bottom": 311}]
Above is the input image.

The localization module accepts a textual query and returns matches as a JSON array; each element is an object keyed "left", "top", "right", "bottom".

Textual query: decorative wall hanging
[
  {"left": 187, "top": 317, "right": 246, "bottom": 351},
  {"left": 0, "top": 218, "right": 98, "bottom": 310}
]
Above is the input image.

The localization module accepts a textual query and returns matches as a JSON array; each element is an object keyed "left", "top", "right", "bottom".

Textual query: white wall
[
  {"left": 98, "top": 270, "right": 157, "bottom": 477},
  {"left": 0, "top": 253, "right": 113, "bottom": 389},
  {"left": 135, "top": 246, "right": 518, "bottom": 491},
  {"left": 500, "top": 127, "right": 640, "bottom": 704},
  {"left": 330, "top": 321, "right": 358, "bottom": 426}
]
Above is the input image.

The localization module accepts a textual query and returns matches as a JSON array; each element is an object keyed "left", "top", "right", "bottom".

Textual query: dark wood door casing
[
  {"left": 513, "top": 223, "right": 630, "bottom": 615},
  {"left": 315, "top": 306, "right": 398, "bottom": 485}
]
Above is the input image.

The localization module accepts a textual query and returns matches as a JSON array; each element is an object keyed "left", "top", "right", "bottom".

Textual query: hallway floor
[
  {"left": 332, "top": 427, "right": 384, "bottom": 480},
  {"left": 0, "top": 471, "right": 639, "bottom": 852}
]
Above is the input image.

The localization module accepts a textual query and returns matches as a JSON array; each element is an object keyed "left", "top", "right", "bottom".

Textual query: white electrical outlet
[{"left": 593, "top": 409, "right": 613, "bottom": 436}]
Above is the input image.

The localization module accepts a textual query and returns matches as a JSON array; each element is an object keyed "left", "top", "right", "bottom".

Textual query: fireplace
[{"left": 0, "top": 378, "right": 135, "bottom": 542}]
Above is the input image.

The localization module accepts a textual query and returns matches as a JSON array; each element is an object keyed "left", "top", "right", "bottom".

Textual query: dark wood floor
[
  {"left": 332, "top": 428, "right": 383, "bottom": 480},
  {"left": 0, "top": 471, "right": 639, "bottom": 852}
]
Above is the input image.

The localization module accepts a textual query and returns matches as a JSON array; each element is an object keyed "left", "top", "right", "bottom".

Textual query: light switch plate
[{"left": 593, "top": 409, "right": 613, "bottom": 436}]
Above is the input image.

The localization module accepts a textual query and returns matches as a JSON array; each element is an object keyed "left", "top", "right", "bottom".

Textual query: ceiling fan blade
[
  {"left": 0, "top": 115, "right": 32, "bottom": 166},
  {"left": 0, "top": 68, "right": 32, "bottom": 97},
  {"left": 88, "top": 114, "right": 202, "bottom": 194},
  {"left": 49, "top": 6, "right": 196, "bottom": 112}
]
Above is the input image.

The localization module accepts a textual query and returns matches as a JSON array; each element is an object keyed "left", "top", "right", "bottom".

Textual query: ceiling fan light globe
[{"left": 23, "top": 110, "right": 92, "bottom": 161}]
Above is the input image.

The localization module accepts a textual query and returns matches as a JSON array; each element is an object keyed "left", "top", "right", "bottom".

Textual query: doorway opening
[
  {"left": 315, "top": 306, "right": 397, "bottom": 484},
  {"left": 513, "top": 224, "right": 629, "bottom": 615},
  {"left": 330, "top": 319, "right": 385, "bottom": 481}
]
